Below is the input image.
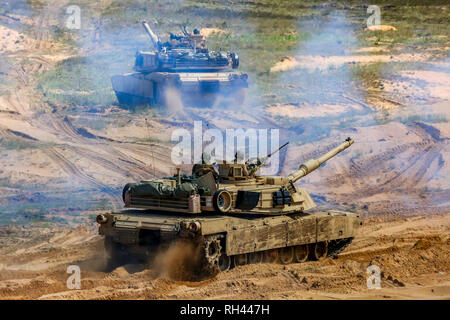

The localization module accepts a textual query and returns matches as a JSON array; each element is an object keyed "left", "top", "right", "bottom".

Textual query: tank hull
[
  {"left": 98, "top": 209, "right": 362, "bottom": 271},
  {"left": 111, "top": 71, "right": 248, "bottom": 108}
]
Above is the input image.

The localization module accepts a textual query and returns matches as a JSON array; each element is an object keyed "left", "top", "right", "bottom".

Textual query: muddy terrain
[{"left": 0, "top": 1, "right": 449, "bottom": 299}]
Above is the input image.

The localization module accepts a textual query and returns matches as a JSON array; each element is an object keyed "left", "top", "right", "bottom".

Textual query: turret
[{"left": 121, "top": 138, "right": 354, "bottom": 215}]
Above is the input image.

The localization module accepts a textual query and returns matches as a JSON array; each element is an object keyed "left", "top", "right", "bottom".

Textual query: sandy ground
[
  {"left": 0, "top": 213, "right": 448, "bottom": 300},
  {"left": 281, "top": 119, "right": 450, "bottom": 217},
  {"left": 0, "top": 24, "right": 35, "bottom": 53},
  {"left": 0, "top": 2, "right": 449, "bottom": 300},
  {"left": 0, "top": 12, "right": 175, "bottom": 214},
  {"left": 270, "top": 52, "right": 434, "bottom": 73},
  {"left": 200, "top": 28, "right": 228, "bottom": 37}
]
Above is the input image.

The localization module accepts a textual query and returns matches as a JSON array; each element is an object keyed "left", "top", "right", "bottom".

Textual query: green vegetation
[
  {"left": 0, "top": 136, "right": 56, "bottom": 150},
  {"left": 37, "top": 54, "right": 130, "bottom": 107},
  {"left": 0, "top": 187, "right": 118, "bottom": 225},
  {"left": 352, "top": 62, "right": 387, "bottom": 87},
  {"left": 0, "top": 137, "right": 38, "bottom": 150},
  {"left": 35, "top": 0, "right": 449, "bottom": 108},
  {"left": 71, "top": 116, "right": 109, "bottom": 131}
]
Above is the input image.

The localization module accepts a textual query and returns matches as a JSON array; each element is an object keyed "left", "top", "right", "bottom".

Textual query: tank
[
  {"left": 111, "top": 22, "right": 248, "bottom": 108},
  {"left": 97, "top": 138, "right": 362, "bottom": 273}
]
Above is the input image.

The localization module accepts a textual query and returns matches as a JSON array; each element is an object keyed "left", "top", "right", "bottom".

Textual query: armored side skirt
[
  {"left": 111, "top": 72, "right": 248, "bottom": 108},
  {"left": 99, "top": 210, "right": 361, "bottom": 256}
]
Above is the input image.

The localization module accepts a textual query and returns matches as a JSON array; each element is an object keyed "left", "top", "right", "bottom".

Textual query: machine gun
[{"left": 246, "top": 142, "right": 289, "bottom": 176}]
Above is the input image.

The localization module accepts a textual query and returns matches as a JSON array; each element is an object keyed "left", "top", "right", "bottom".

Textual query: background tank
[
  {"left": 111, "top": 22, "right": 248, "bottom": 108},
  {"left": 97, "top": 138, "right": 362, "bottom": 274}
]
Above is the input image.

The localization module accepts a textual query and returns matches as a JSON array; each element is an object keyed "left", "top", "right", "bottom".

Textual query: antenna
[{"left": 145, "top": 118, "right": 156, "bottom": 177}]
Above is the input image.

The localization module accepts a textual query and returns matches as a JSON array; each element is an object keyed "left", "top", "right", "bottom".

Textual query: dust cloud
[
  {"left": 164, "top": 87, "right": 186, "bottom": 117},
  {"left": 152, "top": 240, "right": 204, "bottom": 281}
]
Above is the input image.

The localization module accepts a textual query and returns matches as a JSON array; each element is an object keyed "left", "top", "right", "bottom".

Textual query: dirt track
[{"left": 0, "top": 213, "right": 448, "bottom": 300}]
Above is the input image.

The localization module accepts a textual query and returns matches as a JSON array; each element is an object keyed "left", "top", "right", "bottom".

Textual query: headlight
[
  {"left": 96, "top": 214, "right": 108, "bottom": 224},
  {"left": 189, "top": 221, "right": 201, "bottom": 232}
]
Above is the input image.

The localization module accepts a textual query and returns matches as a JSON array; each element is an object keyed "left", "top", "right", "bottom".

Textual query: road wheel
[
  {"left": 263, "top": 249, "right": 279, "bottom": 264},
  {"left": 217, "top": 254, "right": 231, "bottom": 272},
  {"left": 312, "top": 241, "right": 328, "bottom": 260},
  {"left": 233, "top": 254, "right": 248, "bottom": 267},
  {"left": 248, "top": 252, "right": 263, "bottom": 264},
  {"left": 294, "top": 245, "right": 309, "bottom": 263},
  {"left": 279, "top": 247, "right": 294, "bottom": 265}
]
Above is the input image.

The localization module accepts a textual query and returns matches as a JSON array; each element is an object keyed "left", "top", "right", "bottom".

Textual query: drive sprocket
[{"left": 201, "top": 235, "right": 222, "bottom": 266}]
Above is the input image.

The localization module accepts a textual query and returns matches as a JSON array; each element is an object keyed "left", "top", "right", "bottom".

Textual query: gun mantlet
[{"left": 257, "top": 137, "right": 354, "bottom": 211}]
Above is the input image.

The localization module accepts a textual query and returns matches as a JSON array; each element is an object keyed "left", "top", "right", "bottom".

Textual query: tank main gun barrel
[
  {"left": 287, "top": 137, "right": 354, "bottom": 184},
  {"left": 142, "top": 21, "right": 160, "bottom": 49}
]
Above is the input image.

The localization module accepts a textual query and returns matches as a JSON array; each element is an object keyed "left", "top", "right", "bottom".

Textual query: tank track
[
  {"left": 105, "top": 237, "right": 354, "bottom": 274},
  {"left": 200, "top": 237, "right": 355, "bottom": 273},
  {"left": 327, "top": 237, "right": 354, "bottom": 259}
]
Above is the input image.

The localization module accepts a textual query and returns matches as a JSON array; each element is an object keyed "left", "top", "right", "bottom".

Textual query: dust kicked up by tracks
[{"left": 152, "top": 240, "right": 210, "bottom": 282}]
